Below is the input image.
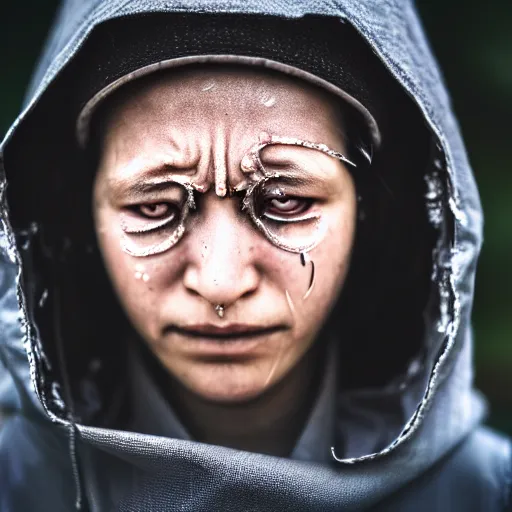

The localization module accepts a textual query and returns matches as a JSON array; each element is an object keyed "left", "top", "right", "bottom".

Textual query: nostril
[{"left": 241, "top": 289, "right": 255, "bottom": 299}]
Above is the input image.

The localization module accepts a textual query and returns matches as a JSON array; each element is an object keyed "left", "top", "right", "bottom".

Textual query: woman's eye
[
  {"left": 121, "top": 201, "right": 183, "bottom": 235},
  {"left": 263, "top": 196, "right": 311, "bottom": 217},
  {"left": 137, "top": 203, "right": 173, "bottom": 219}
]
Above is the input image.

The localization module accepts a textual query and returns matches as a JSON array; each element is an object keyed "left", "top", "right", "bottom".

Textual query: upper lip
[{"left": 169, "top": 323, "right": 286, "bottom": 340}]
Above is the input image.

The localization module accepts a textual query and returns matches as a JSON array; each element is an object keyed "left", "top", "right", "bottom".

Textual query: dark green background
[{"left": 1, "top": 2, "right": 510, "bottom": 434}]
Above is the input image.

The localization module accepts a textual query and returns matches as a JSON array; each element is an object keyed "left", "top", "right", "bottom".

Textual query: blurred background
[{"left": 1, "top": 1, "right": 510, "bottom": 434}]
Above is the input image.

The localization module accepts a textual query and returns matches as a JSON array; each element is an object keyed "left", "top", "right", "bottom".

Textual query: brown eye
[
  {"left": 122, "top": 201, "right": 182, "bottom": 235},
  {"left": 269, "top": 197, "right": 301, "bottom": 213},
  {"left": 264, "top": 197, "right": 310, "bottom": 217},
  {"left": 138, "top": 203, "right": 172, "bottom": 219}
]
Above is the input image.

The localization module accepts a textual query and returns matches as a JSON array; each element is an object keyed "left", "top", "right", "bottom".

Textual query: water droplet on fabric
[
  {"left": 89, "top": 358, "right": 102, "bottom": 373},
  {"left": 39, "top": 289, "right": 48, "bottom": 307}
]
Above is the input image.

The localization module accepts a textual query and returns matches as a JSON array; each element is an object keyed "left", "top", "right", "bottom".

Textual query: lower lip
[{"left": 172, "top": 331, "right": 280, "bottom": 357}]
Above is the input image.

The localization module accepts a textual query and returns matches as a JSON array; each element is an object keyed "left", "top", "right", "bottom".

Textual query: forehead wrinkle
[
  {"left": 113, "top": 153, "right": 197, "bottom": 180},
  {"left": 107, "top": 177, "right": 179, "bottom": 199},
  {"left": 106, "top": 168, "right": 187, "bottom": 198},
  {"left": 103, "top": 150, "right": 202, "bottom": 199},
  {"left": 213, "top": 124, "right": 229, "bottom": 197},
  {"left": 102, "top": 123, "right": 203, "bottom": 177}
]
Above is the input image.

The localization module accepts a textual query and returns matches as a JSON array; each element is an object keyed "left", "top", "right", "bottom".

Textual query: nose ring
[{"left": 214, "top": 304, "right": 225, "bottom": 318}]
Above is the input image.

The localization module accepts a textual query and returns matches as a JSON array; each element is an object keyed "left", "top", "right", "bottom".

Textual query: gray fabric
[
  {"left": 0, "top": 0, "right": 510, "bottom": 511},
  {"left": 368, "top": 427, "right": 512, "bottom": 512}
]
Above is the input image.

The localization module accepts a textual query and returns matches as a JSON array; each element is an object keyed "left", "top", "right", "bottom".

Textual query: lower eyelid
[
  {"left": 121, "top": 214, "right": 177, "bottom": 234},
  {"left": 262, "top": 211, "right": 320, "bottom": 223}
]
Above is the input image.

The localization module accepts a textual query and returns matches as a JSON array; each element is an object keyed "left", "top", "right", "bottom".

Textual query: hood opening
[{"left": 3, "top": 12, "right": 447, "bottom": 458}]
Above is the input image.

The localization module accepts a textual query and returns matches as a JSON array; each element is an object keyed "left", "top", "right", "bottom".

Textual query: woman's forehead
[
  {"left": 101, "top": 66, "right": 346, "bottom": 149},
  {"left": 95, "top": 66, "right": 349, "bottom": 198}
]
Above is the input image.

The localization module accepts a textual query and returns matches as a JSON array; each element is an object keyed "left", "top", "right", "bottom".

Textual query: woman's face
[{"left": 93, "top": 67, "right": 356, "bottom": 403}]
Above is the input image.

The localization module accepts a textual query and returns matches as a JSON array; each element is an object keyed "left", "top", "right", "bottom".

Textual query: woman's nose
[{"left": 182, "top": 198, "right": 260, "bottom": 307}]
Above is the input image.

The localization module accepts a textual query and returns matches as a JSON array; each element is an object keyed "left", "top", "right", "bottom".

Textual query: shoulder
[
  {"left": 373, "top": 426, "right": 512, "bottom": 512},
  {"left": 0, "top": 414, "right": 76, "bottom": 512}
]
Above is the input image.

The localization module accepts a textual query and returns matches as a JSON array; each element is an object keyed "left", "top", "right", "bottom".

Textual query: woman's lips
[
  {"left": 164, "top": 324, "right": 288, "bottom": 357},
  {"left": 177, "top": 324, "right": 286, "bottom": 339}
]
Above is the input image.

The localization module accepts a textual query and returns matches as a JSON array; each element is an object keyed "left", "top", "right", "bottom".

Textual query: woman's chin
[{"left": 179, "top": 362, "right": 277, "bottom": 404}]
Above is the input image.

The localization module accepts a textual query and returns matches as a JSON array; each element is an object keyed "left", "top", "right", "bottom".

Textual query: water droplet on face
[
  {"left": 300, "top": 252, "right": 310, "bottom": 266},
  {"left": 142, "top": 273, "right": 150, "bottom": 282},
  {"left": 285, "top": 289, "right": 295, "bottom": 316},
  {"left": 135, "top": 263, "right": 144, "bottom": 272},
  {"left": 135, "top": 272, "right": 142, "bottom": 280},
  {"left": 261, "top": 96, "right": 276, "bottom": 107},
  {"left": 302, "top": 259, "right": 315, "bottom": 300},
  {"left": 202, "top": 81, "right": 216, "bottom": 91}
]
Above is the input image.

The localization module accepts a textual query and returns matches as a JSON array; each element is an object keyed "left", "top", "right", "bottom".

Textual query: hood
[{"left": 0, "top": 1, "right": 486, "bottom": 510}]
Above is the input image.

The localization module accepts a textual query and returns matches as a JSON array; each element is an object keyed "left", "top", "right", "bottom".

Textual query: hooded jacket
[{"left": 0, "top": 1, "right": 511, "bottom": 511}]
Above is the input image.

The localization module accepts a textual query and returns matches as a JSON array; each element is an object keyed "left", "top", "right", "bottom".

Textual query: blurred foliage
[{"left": 1, "top": 1, "right": 510, "bottom": 434}]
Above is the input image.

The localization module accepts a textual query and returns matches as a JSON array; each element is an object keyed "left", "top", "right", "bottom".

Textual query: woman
[{"left": 0, "top": 2, "right": 510, "bottom": 511}]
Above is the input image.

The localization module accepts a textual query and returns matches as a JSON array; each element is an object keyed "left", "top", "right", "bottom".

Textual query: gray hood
[{"left": 0, "top": 1, "right": 486, "bottom": 510}]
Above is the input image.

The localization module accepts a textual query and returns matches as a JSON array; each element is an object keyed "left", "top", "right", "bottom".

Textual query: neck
[{"left": 150, "top": 343, "right": 324, "bottom": 457}]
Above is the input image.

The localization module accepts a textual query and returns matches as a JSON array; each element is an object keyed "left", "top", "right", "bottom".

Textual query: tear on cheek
[
  {"left": 301, "top": 253, "right": 316, "bottom": 301},
  {"left": 263, "top": 334, "right": 286, "bottom": 389},
  {"left": 283, "top": 252, "right": 316, "bottom": 319},
  {"left": 285, "top": 290, "right": 295, "bottom": 316}
]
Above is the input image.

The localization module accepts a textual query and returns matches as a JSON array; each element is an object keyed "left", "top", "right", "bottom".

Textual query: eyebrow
[
  {"left": 259, "top": 173, "right": 338, "bottom": 198},
  {"left": 106, "top": 161, "right": 195, "bottom": 198},
  {"left": 106, "top": 141, "right": 343, "bottom": 200},
  {"left": 260, "top": 153, "right": 343, "bottom": 182},
  {"left": 263, "top": 173, "right": 319, "bottom": 187}
]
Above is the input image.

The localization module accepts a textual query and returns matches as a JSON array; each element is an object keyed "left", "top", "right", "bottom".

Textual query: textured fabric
[
  {"left": 369, "top": 428, "right": 512, "bottom": 512},
  {"left": 0, "top": 1, "right": 511, "bottom": 511}
]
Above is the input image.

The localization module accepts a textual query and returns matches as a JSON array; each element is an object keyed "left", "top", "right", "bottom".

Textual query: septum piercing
[{"left": 214, "top": 304, "right": 225, "bottom": 318}]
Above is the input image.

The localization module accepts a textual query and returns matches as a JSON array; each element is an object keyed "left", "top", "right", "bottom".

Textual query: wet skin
[{"left": 92, "top": 66, "right": 357, "bottom": 408}]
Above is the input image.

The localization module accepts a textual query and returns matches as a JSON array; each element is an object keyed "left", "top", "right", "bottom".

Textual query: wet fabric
[{"left": 0, "top": 1, "right": 511, "bottom": 511}]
